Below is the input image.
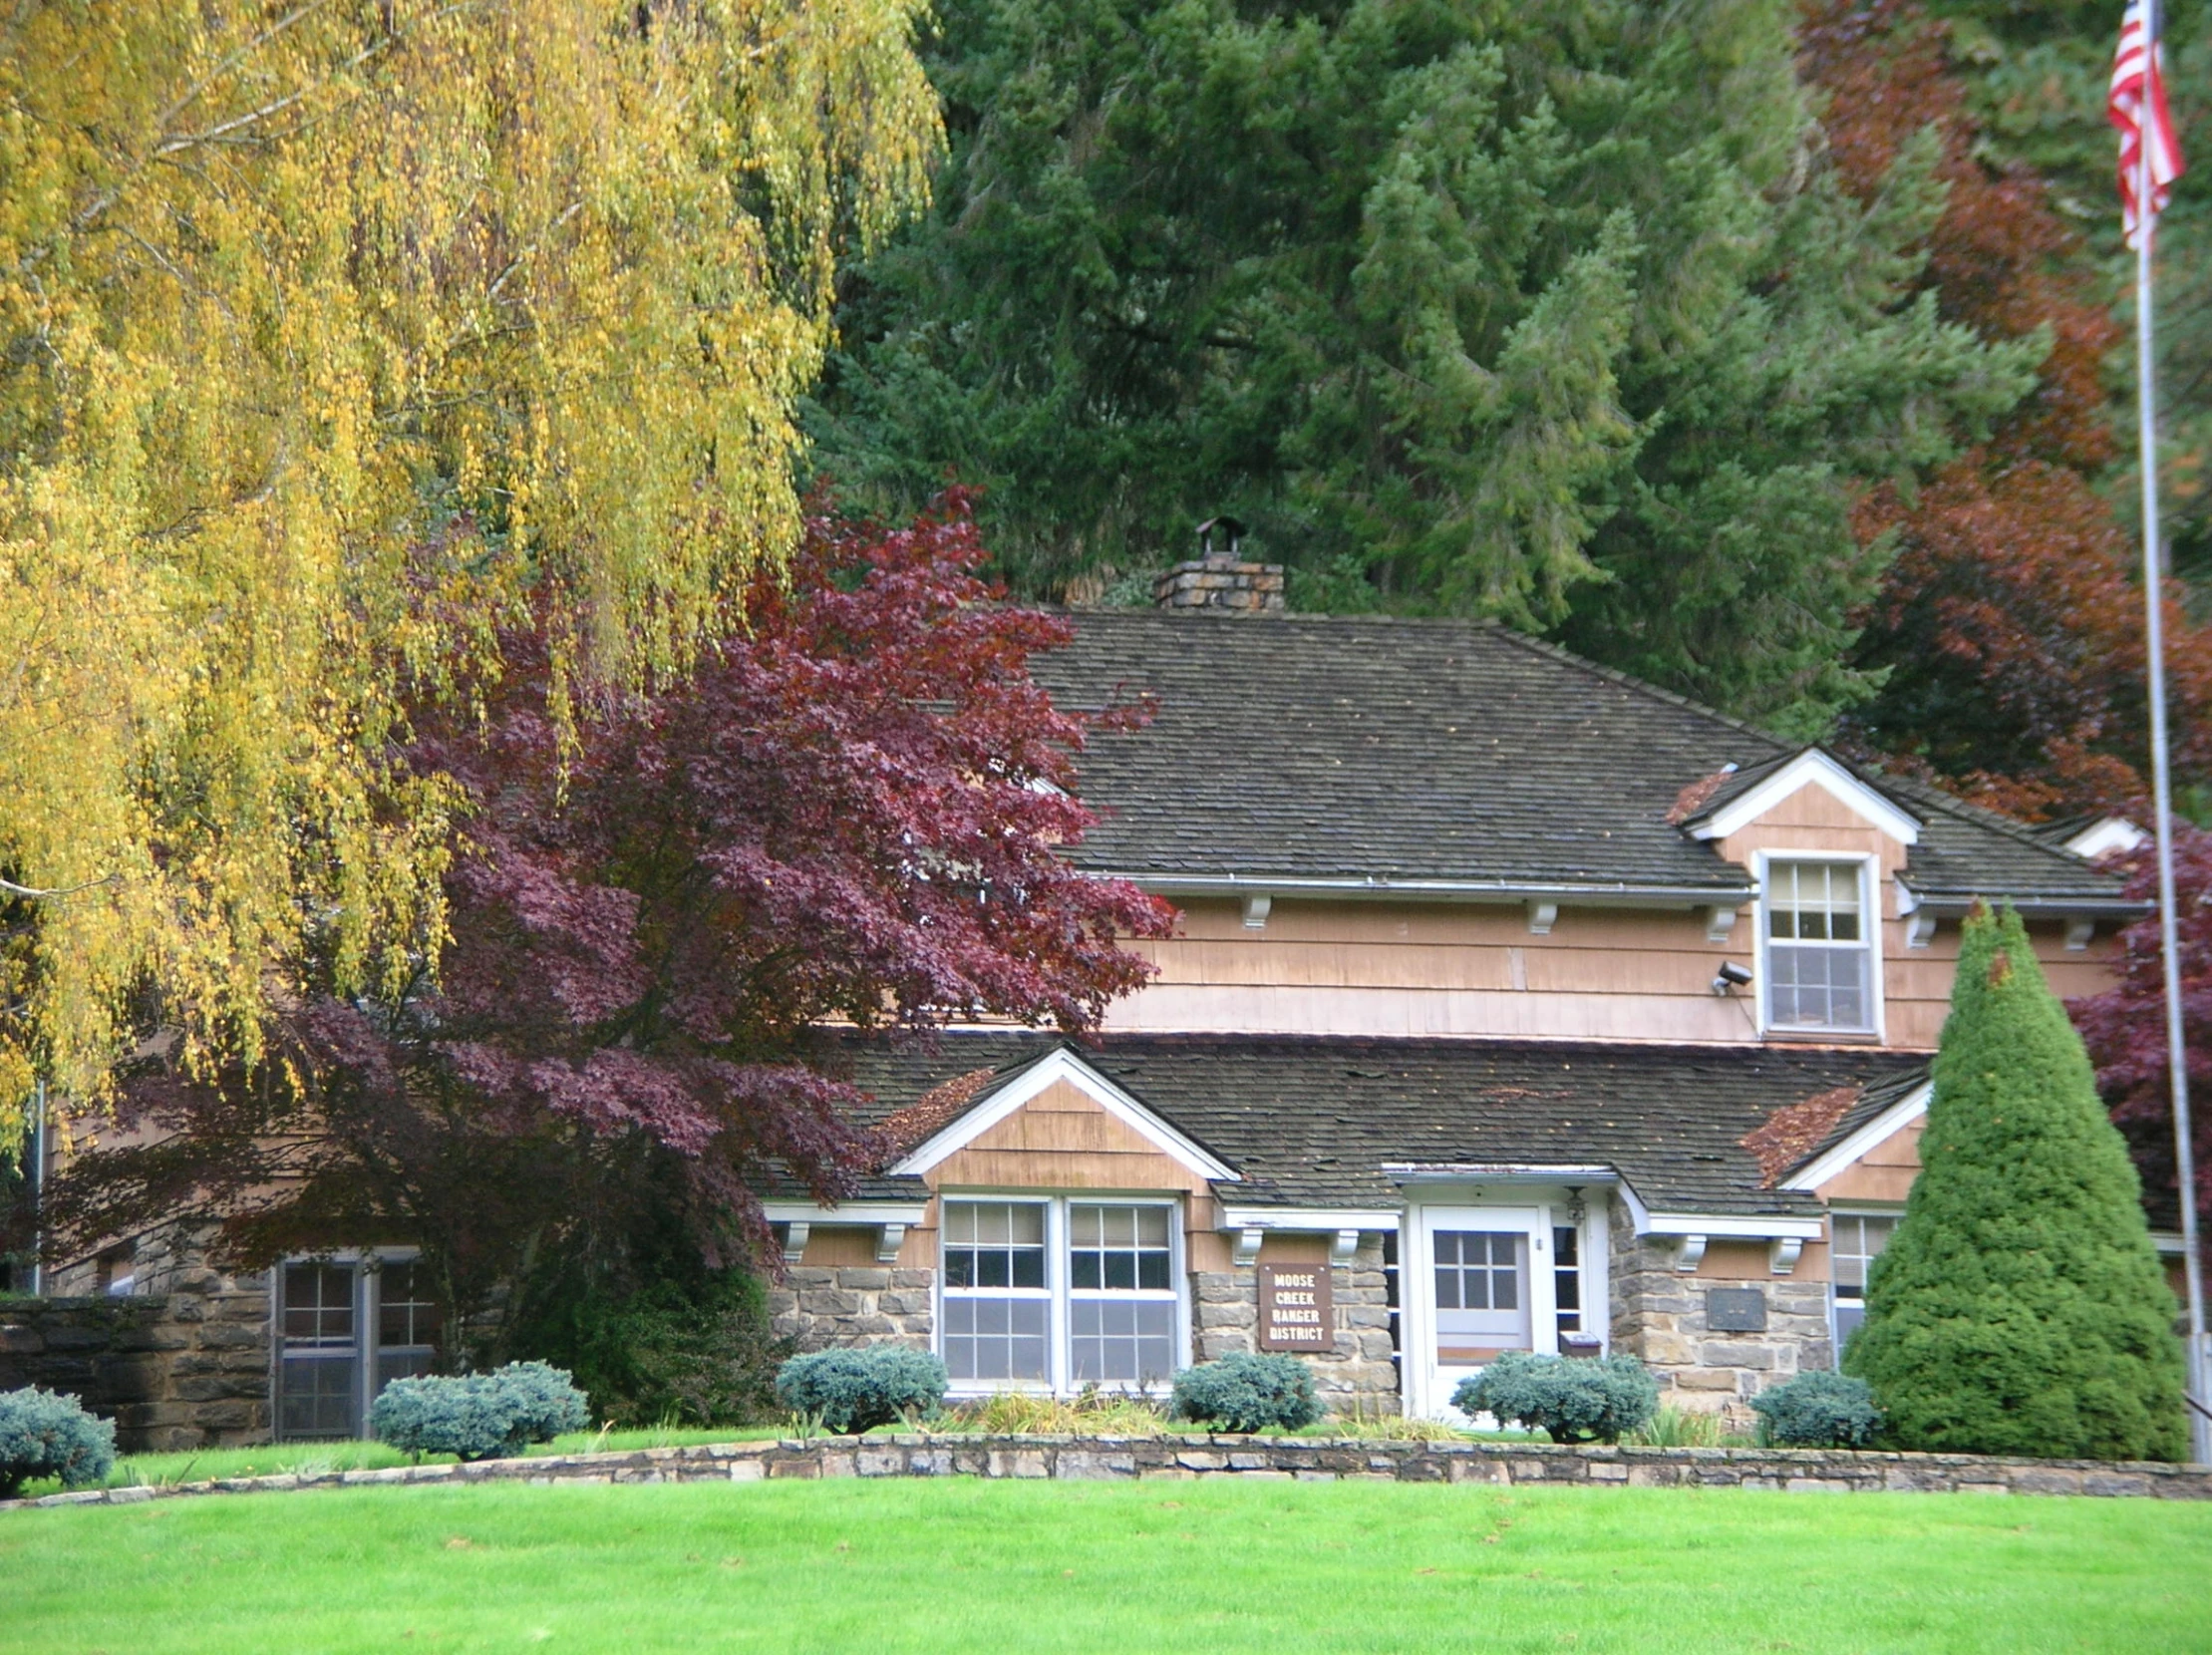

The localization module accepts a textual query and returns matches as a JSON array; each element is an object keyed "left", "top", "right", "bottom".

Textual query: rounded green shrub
[
  {"left": 1845, "top": 908, "right": 2187, "bottom": 1462},
  {"left": 774, "top": 1346, "right": 948, "bottom": 1434},
  {"left": 1751, "top": 1370, "right": 1882, "bottom": 1448},
  {"left": 1170, "top": 1352, "right": 1320, "bottom": 1433},
  {"left": 1453, "top": 1351, "right": 1657, "bottom": 1443},
  {"left": 0, "top": 1386, "right": 117, "bottom": 1497},
  {"left": 369, "top": 1361, "right": 589, "bottom": 1462}
]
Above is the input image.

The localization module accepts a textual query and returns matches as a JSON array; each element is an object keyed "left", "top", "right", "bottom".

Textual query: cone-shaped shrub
[{"left": 1845, "top": 907, "right": 2186, "bottom": 1461}]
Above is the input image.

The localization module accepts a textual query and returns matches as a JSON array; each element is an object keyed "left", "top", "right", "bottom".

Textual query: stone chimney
[{"left": 1151, "top": 515, "right": 1286, "bottom": 613}]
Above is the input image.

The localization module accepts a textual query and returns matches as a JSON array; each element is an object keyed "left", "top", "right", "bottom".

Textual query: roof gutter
[
  {"left": 1089, "top": 872, "right": 1753, "bottom": 909},
  {"left": 1896, "top": 880, "right": 2148, "bottom": 921}
]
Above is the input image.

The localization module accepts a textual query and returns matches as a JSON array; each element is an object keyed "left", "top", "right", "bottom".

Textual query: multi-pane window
[
  {"left": 278, "top": 1263, "right": 359, "bottom": 1439},
  {"left": 1829, "top": 1213, "right": 1899, "bottom": 1349},
  {"left": 942, "top": 1202, "right": 1051, "bottom": 1382},
  {"left": 276, "top": 1255, "right": 443, "bottom": 1441},
  {"left": 1069, "top": 1205, "right": 1175, "bottom": 1383},
  {"left": 939, "top": 1198, "right": 1182, "bottom": 1391},
  {"left": 375, "top": 1260, "right": 444, "bottom": 1395},
  {"left": 1552, "top": 1225, "right": 1583, "bottom": 1344},
  {"left": 1765, "top": 860, "right": 1873, "bottom": 1032}
]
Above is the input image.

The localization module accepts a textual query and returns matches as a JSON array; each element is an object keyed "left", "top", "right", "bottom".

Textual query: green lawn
[{"left": 5, "top": 1480, "right": 2208, "bottom": 1653}]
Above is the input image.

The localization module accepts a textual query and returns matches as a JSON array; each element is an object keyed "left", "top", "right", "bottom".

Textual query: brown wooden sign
[{"left": 1256, "top": 1261, "right": 1333, "bottom": 1352}]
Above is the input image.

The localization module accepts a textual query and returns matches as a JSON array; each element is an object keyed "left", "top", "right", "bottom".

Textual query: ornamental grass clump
[
  {"left": 1750, "top": 1372, "right": 1882, "bottom": 1449},
  {"left": 370, "top": 1362, "right": 589, "bottom": 1463},
  {"left": 774, "top": 1347, "right": 948, "bottom": 1435},
  {"left": 1170, "top": 1352, "right": 1320, "bottom": 1433},
  {"left": 1846, "top": 908, "right": 2187, "bottom": 1462},
  {"left": 0, "top": 1387, "right": 116, "bottom": 1497},
  {"left": 1454, "top": 1352, "right": 1657, "bottom": 1444}
]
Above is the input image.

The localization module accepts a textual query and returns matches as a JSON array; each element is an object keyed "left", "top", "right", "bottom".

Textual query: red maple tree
[
  {"left": 2068, "top": 827, "right": 2212, "bottom": 1249},
  {"left": 43, "top": 493, "right": 1173, "bottom": 1356},
  {"left": 1801, "top": 0, "right": 2212, "bottom": 819}
]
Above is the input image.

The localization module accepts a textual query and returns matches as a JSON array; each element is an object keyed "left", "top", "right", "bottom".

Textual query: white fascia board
[
  {"left": 1777, "top": 1081, "right": 1933, "bottom": 1193},
  {"left": 1090, "top": 873, "right": 1752, "bottom": 909},
  {"left": 1219, "top": 1207, "right": 1403, "bottom": 1232},
  {"left": 1896, "top": 879, "right": 2148, "bottom": 919},
  {"left": 887, "top": 1046, "right": 1241, "bottom": 1184},
  {"left": 1384, "top": 1163, "right": 1620, "bottom": 1184},
  {"left": 761, "top": 1200, "right": 929, "bottom": 1226},
  {"left": 2152, "top": 1231, "right": 2186, "bottom": 1255},
  {"left": 2063, "top": 817, "right": 2149, "bottom": 859},
  {"left": 1642, "top": 1212, "right": 1826, "bottom": 1241},
  {"left": 1688, "top": 750, "right": 1921, "bottom": 846}
]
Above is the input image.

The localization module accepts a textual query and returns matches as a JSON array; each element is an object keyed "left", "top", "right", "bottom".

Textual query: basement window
[{"left": 275, "top": 1253, "right": 442, "bottom": 1441}]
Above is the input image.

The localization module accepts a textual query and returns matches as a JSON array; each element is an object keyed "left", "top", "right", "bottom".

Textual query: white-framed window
[
  {"left": 1828, "top": 1211, "right": 1899, "bottom": 1353},
  {"left": 938, "top": 1195, "right": 1184, "bottom": 1393},
  {"left": 275, "top": 1251, "right": 442, "bottom": 1440},
  {"left": 1759, "top": 855, "right": 1878, "bottom": 1035}
]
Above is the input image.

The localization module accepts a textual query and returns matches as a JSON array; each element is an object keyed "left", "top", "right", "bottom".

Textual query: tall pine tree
[
  {"left": 1846, "top": 908, "right": 2186, "bottom": 1462},
  {"left": 809, "top": 0, "right": 2040, "bottom": 733}
]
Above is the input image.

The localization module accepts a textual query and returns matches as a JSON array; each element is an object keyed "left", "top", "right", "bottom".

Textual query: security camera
[{"left": 1711, "top": 960, "right": 1753, "bottom": 996}]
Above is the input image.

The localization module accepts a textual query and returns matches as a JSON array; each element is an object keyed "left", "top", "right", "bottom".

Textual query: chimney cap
[{"left": 1196, "top": 515, "right": 1247, "bottom": 558}]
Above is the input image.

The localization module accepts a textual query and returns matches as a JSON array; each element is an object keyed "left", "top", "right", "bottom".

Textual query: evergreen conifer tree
[{"left": 1845, "top": 907, "right": 2187, "bottom": 1461}]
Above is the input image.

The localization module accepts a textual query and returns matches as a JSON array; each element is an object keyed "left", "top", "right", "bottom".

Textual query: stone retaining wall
[
  {"left": 0, "top": 1281, "right": 271, "bottom": 1453},
  {"left": 9, "top": 1435, "right": 2205, "bottom": 1510}
]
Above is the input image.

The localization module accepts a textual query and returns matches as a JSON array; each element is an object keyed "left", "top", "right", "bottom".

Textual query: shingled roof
[
  {"left": 834, "top": 1032, "right": 1929, "bottom": 1220},
  {"left": 1032, "top": 610, "right": 2131, "bottom": 910}
]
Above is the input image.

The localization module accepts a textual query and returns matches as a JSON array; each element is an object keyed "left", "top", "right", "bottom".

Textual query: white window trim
[
  {"left": 934, "top": 1192, "right": 1189, "bottom": 1398},
  {"left": 1753, "top": 849, "right": 1885, "bottom": 1042}
]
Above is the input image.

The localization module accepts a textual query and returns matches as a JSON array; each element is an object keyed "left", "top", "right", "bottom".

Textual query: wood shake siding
[
  {"left": 1108, "top": 894, "right": 2113, "bottom": 1050},
  {"left": 914, "top": 1078, "right": 1232, "bottom": 1272}
]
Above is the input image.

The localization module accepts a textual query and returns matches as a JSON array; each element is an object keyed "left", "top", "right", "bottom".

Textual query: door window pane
[
  {"left": 1432, "top": 1230, "right": 1531, "bottom": 1365},
  {"left": 1434, "top": 1230, "right": 1520, "bottom": 1311}
]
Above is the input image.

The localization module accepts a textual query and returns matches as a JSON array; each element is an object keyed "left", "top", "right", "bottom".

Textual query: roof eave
[{"left": 1091, "top": 872, "right": 1754, "bottom": 907}]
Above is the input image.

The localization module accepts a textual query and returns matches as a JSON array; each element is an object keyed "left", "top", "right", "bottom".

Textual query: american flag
[{"left": 2110, "top": 0, "right": 2185, "bottom": 248}]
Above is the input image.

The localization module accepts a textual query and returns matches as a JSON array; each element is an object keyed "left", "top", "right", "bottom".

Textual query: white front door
[{"left": 1404, "top": 1204, "right": 1557, "bottom": 1420}]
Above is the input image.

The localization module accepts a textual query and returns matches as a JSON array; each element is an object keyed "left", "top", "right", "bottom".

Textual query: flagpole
[{"left": 2135, "top": 128, "right": 2211, "bottom": 1467}]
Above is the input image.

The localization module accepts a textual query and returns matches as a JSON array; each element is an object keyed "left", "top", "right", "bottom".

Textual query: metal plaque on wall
[
  {"left": 1256, "top": 1261, "right": 1334, "bottom": 1352},
  {"left": 1705, "top": 1287, "right": 1768, "bottom": 1332}
]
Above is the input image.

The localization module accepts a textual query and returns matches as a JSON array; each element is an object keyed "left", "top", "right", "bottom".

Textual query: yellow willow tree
[{"left": 0, "top": 1, "right": 940, "bottom": 1135}]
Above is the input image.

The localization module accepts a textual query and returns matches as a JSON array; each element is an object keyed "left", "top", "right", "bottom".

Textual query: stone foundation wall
[
  {"left": 767, "top": 1266, "right": 933, "bottom": 1351},
  {"left": 0, "top": 1279, "right": 272, "bottom": 1453},
  {"left": 1193, "top": 1240, "right": 1400, "bottom": 1414},
  {"left": 1608, "top": 1206, "right": 1831, "bottom": 1432},
  {"left": 10, "top": 1435, "right": 2206, "bottom": 1510}
]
